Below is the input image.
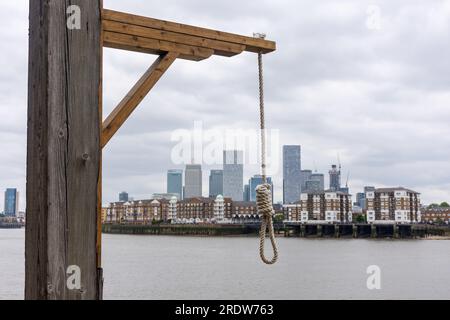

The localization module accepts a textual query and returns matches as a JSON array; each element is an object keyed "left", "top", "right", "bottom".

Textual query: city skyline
[
  {"left": 111, "top": 145, "right": 427, "bottom": 208},
  {"left": 3, "top": 141, "right": 444, "bottom": 210}
]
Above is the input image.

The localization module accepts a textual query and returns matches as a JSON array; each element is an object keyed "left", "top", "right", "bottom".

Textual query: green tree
[
  {"left": 0, "top": 213, "right": 5, "bottom": 218},
  {"left": 435, "top": 218, "right": 444, "bottom": 225},
  {"left": 428, "top": 203, "right": 440, "bottom": 209},
  {"left": 440, "top": 202, "right": 450, "bottom": 208},
  {"left": 273, "top": 213, "right": 285, "bottom": 223},
  {"left": 151, "top": 219, "right": 163, "bottom": 225},
  {"left": 355, "top": 214, "right": 366, "bottom": 223}
]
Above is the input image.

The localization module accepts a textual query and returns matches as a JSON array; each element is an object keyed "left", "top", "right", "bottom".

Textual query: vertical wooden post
[
  {"left": 26, "top": 0, "right": 102, "bottom": 300},
  {"left": 97, "top": 0, "right": 104, "bottom": 300}
]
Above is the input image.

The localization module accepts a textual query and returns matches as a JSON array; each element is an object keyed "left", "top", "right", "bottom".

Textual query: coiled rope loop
[
  {"left": 255, "top": 36, "right": 279, "bottom": 265},
  {"left": 256, "top": 184, "right": 278, "bottom": 264}
]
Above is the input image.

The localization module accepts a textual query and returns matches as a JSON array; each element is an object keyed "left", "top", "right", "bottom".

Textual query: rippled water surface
[{"left": 1, "top": 229, "right": 450, "bottom": 299}]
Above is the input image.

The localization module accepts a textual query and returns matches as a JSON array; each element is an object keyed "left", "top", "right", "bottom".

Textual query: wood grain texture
[
  {"left": 102, "top": 20, "right": 245, "bottom": 57},
  {"left": 26, "top": 0, "right": 49, "bottom": 300},
  {"left": 101, "top": 51, "right": 178, "bottom": 148},
  {"left": 103, "top": 9, "right": 276, "bottom": 54},
  {"left": 103, "top": 31, "right": 212, "bottom": 61},
  {"left": 97, "top": 0, "right": 104, "bottom": 300},
  {"left": 26, "top": 0, "right": 102, "bottom": 300}
]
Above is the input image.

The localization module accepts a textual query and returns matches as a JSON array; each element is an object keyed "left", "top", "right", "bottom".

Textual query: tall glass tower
[
  {"left": 243, "top": 184, "right": 250, "bottom": 202},
  {"left": 167, "top": 169, "right": 183, "bottom": 199},
  {"left": 4, "top": 188, "right": 19, "bottom": 217},
  {"left": 184, "top": 165, "right": 202, "bottom": 199},
  {"left": 300, "top": 169, "right": 312, "bottom": 192},
  {"left": 223, "top": 150, "right": 243, "bottom": 201},
  {"left": 283, "top": 145, "right": 301, "bottom": 204},
  {"left": 310, "top": 173, "right": 325, "bottom": 191},
  {"left": 249, "top": 175, "right": 273, "bottom": 203},
  {"left": 209, "top": 170, "right": 223, "bottom": 198},
  {"left": 119, "top": 191, "right": 129, "bottom": 202}
]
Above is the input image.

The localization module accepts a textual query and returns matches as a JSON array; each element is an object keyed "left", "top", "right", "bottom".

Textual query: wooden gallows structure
[{"left": 26, "top": 0, "right": 276, "bottom": 300}]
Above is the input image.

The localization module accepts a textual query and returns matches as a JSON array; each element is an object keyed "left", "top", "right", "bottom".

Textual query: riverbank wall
[
  {"left": 0, "top": 222, "right": 23, "bottom": 229},
  {"left": 102, "top": 223, "right": 450, "bottom": 239},
  {"left": 102, "top": 223, "right": 254, "bottom": 236}
]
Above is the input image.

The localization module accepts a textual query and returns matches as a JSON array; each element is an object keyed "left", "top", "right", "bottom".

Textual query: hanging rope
[{"left": 255, "top": 40, "right": 278, "bottom": 265}]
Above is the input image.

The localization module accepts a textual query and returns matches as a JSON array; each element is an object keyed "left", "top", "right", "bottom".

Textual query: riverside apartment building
[
  {"left": 284, "top": 190, "right": 353, "bottom": 223},
  {"left": 365, "top": 187, "right": 421, "bottom": 224}
]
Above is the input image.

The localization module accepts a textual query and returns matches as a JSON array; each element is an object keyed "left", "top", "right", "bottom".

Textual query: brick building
[
  {"left": 176, "top": 196, "right": 232, "bottom": 222},
  {"left": 421, "top": 208, "right": 450, "bottom": 224},
  {"left": 106, "top": 196, "right": 236, "bottom": 224},
  {"left": 284, "top": 190, "right": 352, "bottom": 223},
  {"left": 232, "top": 201, "right": 259, "bottom": 223},
  {"left": 106, "top": 199, "right": 170, "bottom": 224},
  {"left": 105, "top": 196, "right": 266, "bottom": 224},
  {"left": 365, "top": 187, "right": 420, "bottom": 224}
]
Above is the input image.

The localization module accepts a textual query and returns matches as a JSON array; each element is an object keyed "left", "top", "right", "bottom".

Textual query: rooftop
[{"left": 375, "top": 187, "right": 420, "bottom": 194}]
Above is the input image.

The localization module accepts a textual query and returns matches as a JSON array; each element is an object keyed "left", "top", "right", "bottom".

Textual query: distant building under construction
[{"left": 328, "top": 165, "right": 341, "bottom": 191}]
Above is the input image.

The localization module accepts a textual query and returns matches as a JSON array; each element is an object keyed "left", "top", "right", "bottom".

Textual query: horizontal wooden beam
[
  {"left": 103, "top": 9, "right": 276, "bottom": 55},
  {"left": 103, "top": 31, "right": 213, "bottom": 61},
  {"left": 103, "top": 20, "right": 245, "bottom": 57},
  {"left": 101, "top": 52, "right": 178, "bottom": 148}
]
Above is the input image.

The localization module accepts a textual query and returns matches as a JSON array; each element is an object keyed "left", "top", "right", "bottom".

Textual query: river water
[{"left": 1, "top": 229, "right": 450, "bottom": 300}]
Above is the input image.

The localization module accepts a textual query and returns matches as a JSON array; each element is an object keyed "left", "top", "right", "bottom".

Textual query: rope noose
[{"left": 256, "top": 41, "right": 278, "bottom": 265}]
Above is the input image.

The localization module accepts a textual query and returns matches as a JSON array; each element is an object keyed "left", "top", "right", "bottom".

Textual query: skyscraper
[
  {"left": 283, "top": 145, "right": 301, "bottom": 204},
  {"left": 359, "top": 186, "right": 375, "bottom": 209},
  {"left": 305, "top": 180, "right": 321, "bottom": 193},
  {"left": 209, "top": 170, "right": 223, "bottom": 198},
  {"left": 302, "top": 172, "right": 325, "bottom": 193},
  {"left": 223, "top": 150, "right": 244, "bottom": 201},
  {"left": 167, "top": 169, "right": 183, "bottom": 199},
  {"left": 249, "top": 175, "right": 274, "bottom": 203},
  {"left": 243, "top": 184, "right": 250, "bottom": 202},
  {"left": 310, "top": 173, "right": 325, "bottom": 191},
  {"left": 119, "top": 191, "right": 129, "bottom": 202},
  {"left": 185, "top": 164, "right": 202, "bottom": 198},
  {"left": 4, "top": 188, "right": 19, "bottom": 217},
  {"left": 355, "top": 192, "right": 365, "bottom": 207},
  {"left": 300, "top": 169, "right": 312, "bottom": 191},
  {"left": 329, "top": 165, "right": 341, "bottom": 191}
]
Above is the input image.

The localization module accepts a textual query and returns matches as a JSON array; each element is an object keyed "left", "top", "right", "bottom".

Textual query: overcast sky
[{"left": 1, "top": 0, "right": 450, "bottom": 209}]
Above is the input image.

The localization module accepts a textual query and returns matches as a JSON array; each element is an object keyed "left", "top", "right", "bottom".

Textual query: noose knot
[
  {"left": 256, "top": 183, "right": 278, "bottom": 265},
  {"left": 256, "top": 184, "right": 275, "bottom": 218}
]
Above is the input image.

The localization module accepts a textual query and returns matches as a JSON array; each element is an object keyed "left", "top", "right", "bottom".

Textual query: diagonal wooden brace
[{"left": 101, "top": 51, "right": 179, "bottom": 148}]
